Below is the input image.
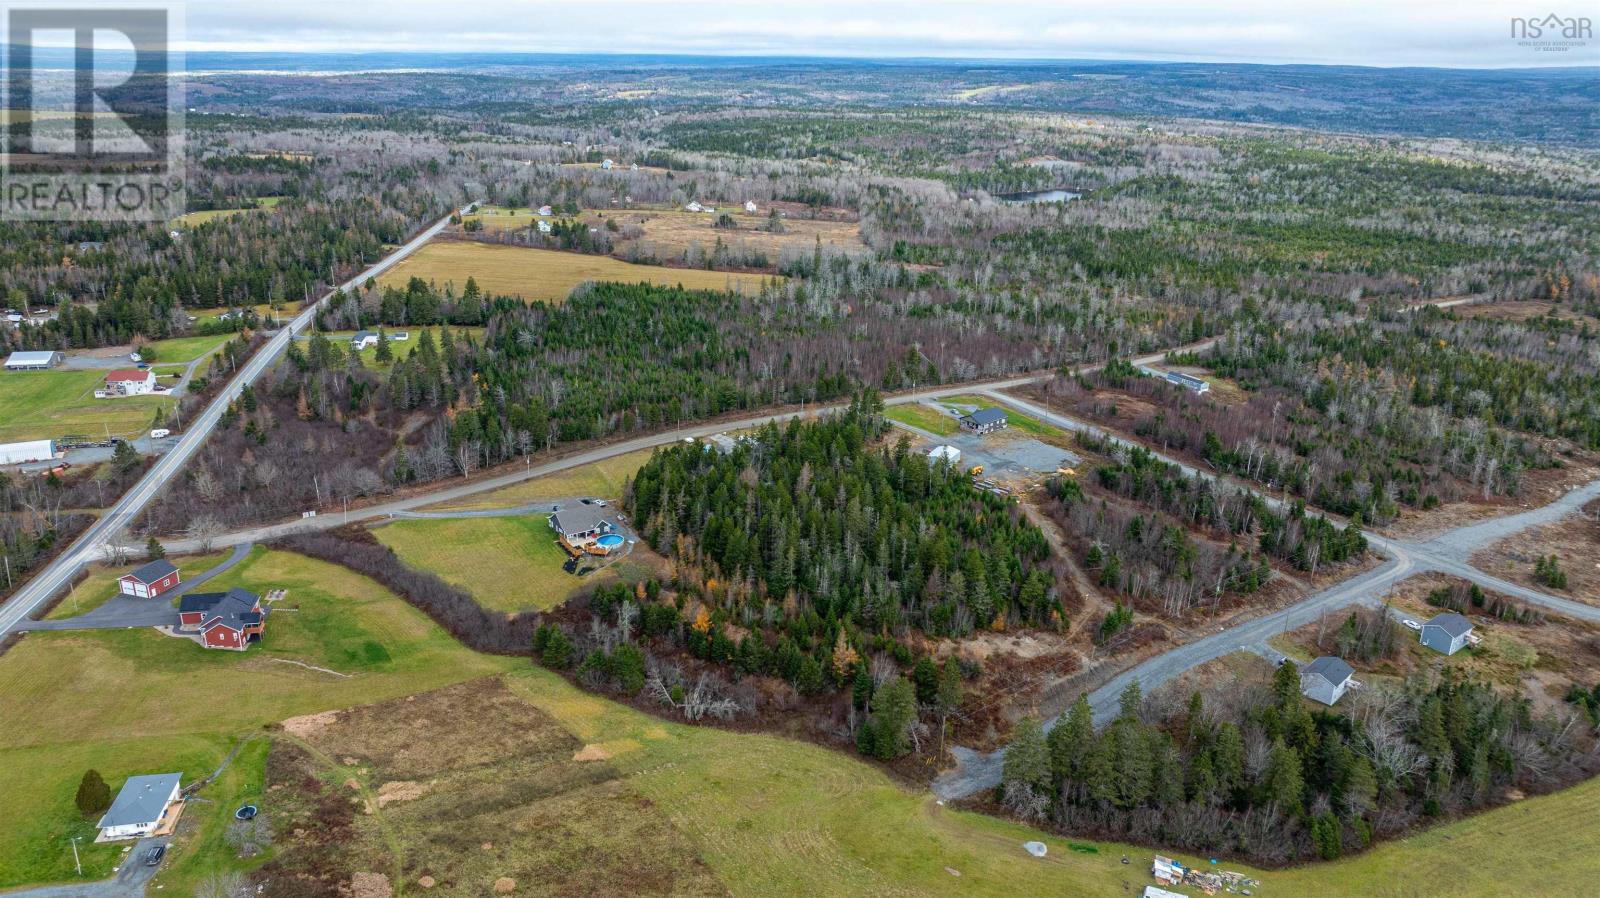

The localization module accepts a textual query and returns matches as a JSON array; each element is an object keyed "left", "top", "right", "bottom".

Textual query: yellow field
[
  {"left": 464, "top": 205, "right": 862, "bottom": 266},
  {"left": 377, "top": 240, "right": 778, "bottom": 302}
]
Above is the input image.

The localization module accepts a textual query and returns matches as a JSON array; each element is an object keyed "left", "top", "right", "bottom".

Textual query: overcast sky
[{"left": 177, "top": 0, "right": 1597, "bottom": 68}]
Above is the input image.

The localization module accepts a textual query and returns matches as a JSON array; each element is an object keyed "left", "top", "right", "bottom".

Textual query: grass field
[
  {"left": 140, "top": 333, "right": 232, "bottom": 365},
  {"left": 172, "top": 197, "right": 284, "bottom": 227},
  {"left": 373, "top": 514, "right": 648, "bottom": 612},
  {"left": 426, "top": 448, "right": 654, "bottom": 511},
  {"left": 300, "top": 326, "right": 486, "bottom": 371},
  {"left": 0, "top": 368, "right": 174, "bottom": 443},
  {"left": 0, "top": 547, "right": 516, "bottom": 889},
  {"left": 885, "top": 402, "right": 962, "bottom": 436},
  {"left": 376, "top": 241, "right": 778, "bottom": 302},
  {"left": 943, "top": 396, "right": 1064, "bottom": 438},
  {"left": 463, "top": 204, "right": 862, "bottom": 266}
]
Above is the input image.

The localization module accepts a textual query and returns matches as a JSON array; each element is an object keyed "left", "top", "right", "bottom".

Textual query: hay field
[{"left": 377, "top": 241, "right": 777, "bottom": 302}]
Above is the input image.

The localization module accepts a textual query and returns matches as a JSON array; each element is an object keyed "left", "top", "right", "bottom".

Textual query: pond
[{"left": 996, "top": 188, "right": 1082, "bottom": 204}]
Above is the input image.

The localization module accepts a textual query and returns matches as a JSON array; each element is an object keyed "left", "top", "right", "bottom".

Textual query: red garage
[{"left": 119, "top": 559, "right": 181, "bottom": 599}]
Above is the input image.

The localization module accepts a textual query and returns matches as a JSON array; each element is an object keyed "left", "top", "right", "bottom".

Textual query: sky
[{"left": 73, "top": 0, "right": 1600, "bottom": 68}]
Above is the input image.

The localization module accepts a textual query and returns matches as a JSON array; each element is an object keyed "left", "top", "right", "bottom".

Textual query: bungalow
[
  {"left": 744, "top": 200, "right": 759, "bottom": 213},
  {"left": 959, "top": 407, "right": 1009, "bottom": 435},
  {"left": 178, "top": 587, "right": 269, "bottom": 651},
  {"left": 119, "top": 559, "right": 180, "bottom": 599},
  {"left": 549, "top": 505, "right": 614, "bottom": 549},
  {"left": 1299, "top": 656, "right": 1355, "bottom": 706},
  {"left": 1164, "top": 371, "right": 1211, "bottom": 394},
  {"left": 104, "top": 368, "right": 157, "bottom": 396},
  {"left": 350, "top": 331, "right": 379, "bottom": 351},
  {"left": 4, "top": 350, "right": 63, "bottom": 370},
  {"left": 536, "top": 205, "right": 553, "bottom": 216},
  {"left": 97, "top": 773, "right": 182, "bottom": 841},
  {"left": 536, "top": 220, "right": 553, "bottom": 234},
  {"left": 1420, "top": 612, "right": 1476, "bottom": 655}
]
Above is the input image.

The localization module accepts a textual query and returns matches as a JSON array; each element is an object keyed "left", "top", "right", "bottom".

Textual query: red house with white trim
[
  {"left": 177, "top": 588, "right": 269, "bottom": 651},
  {"left": 118, "top": 559, "right": 181, "bottom": 598}
]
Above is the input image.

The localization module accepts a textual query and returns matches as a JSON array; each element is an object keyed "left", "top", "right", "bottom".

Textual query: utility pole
[{"left": 70, "top": 837, "right": 82, "bottom": 876}]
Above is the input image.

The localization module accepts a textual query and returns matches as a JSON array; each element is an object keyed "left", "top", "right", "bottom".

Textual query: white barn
[
  {"left": 0, "top": 439, "right": 56, "bottom": 466},
  {"left": 4, "top": 350, "right": 63, "bottom": 370}
]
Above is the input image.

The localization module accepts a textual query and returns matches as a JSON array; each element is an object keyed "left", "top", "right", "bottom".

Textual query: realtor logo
[
  {"left": 1, "top": 3, "right": 185, "bottom": 220},
  {"left": 1510, "top": 12, "right": 1593, "bottom": 52}
]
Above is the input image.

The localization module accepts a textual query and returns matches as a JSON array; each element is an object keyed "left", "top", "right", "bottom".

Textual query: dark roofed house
[
  {"left": 97, "top": 772, "right": 182, "bottom": 840},
  {"left": 549, "top": 505, "right": 614, "bottom": 549},
  {"left": 1300, "top": 656, "right": 1355, "bottom": 706},
  {"left": 1421, "top": 612, "right": 1475, "bottom": 655},
  {"left": 119, "top": 559, "right": 181, "bottom": 599},
  {"left": 178, "top": 588, "right": 269, "bottom": 651},
  {"left": 960, "top": 407, "right": 1009, "bottom": 435}
]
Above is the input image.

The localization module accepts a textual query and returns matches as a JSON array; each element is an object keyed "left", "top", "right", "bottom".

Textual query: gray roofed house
[
  {"left": 549, "top": 505, "right": 614, "bottom": 546},
  {"left": 350, "top": 330, "right": 379, "bottom": 350},
  {"left": 1421, "top": 612, "right": 1475, "bottom": 656},
  {"left": 960, "top": 406, "right": 1009, "bottom": 435},
  {"left": 1300, "top": 656, "right": 1355, "bottom": 706},
  {"left": 97, "top": 772, "right": 182, "bottom": 840}
]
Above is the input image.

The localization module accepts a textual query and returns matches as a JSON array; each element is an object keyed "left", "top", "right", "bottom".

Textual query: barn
[
  {"left": 4, "top": 350, "right": 63, "bottom": 370},
  {"left": 118, "top": 559, "right": 181, "bottom": 599}
]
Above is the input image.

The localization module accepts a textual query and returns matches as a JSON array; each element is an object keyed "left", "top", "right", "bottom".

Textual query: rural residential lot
[{"left": 2, "top": 12, "right": 1599, "bottom": 898}]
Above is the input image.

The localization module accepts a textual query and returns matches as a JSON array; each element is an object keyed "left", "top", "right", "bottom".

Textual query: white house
[
  {"left": 536, "top": 220, "right": 553, "bottom": 234},
  {"left": 97, "top": 773, "right": 182, "bottom": 841},
  {"left": 350, "top": 331, "right": 379, "bottom": 351},
  {"left": 103, "top": 369, "right": 157, "bottom": 396},
  {"left": 4, "top": 350, "right": 63, "bottom": 370},
  {"left": 536, "top": 205, "right": 553, "bottom": 217},
  {"left": 744, "top": 200, "right": 759, "bottom": 213},
  {"left": 1299, "top": 656, "right": 1355, "bottom": 706},
  {"left": 601, "top": 158, "right": 614, "bottom": 170},
  {"left": 685, "top": 201, "right": 704, "bottom": 213}
]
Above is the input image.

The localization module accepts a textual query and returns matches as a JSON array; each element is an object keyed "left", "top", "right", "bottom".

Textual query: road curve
[{"left": 0, "top": 206, "right": 472, "bottom": 638}]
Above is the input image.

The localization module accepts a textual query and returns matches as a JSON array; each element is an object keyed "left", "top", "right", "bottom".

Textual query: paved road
[
  {"left": 0, "top": 207, "right": 471, "bottom": 641},
  {"left": 17, "top": 543, "right": 255, "bottom": 633},
  {"left": 930, "top": 392, "right": 1600, "bottom": 801}
]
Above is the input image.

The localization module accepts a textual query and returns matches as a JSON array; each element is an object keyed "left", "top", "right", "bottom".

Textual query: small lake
[{"left": 997, "top": 188, "right": 1082, "bottom": 204}]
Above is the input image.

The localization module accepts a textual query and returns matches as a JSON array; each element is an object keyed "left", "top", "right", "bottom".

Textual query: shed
[
  {"left": 960, "top": 407, "right": 1009, "bottom": 435},
  {"left": 1164, "top": 371, "right": 1211, "bottom": 394},
  {"left": 97, "top": 773, "right": 182, "bottom": 840},
  {"left": 1300, "top": 656, "right": 1355, "bottom": 706},
  {"left": 1421, "top": 612, "right": 1475, "bottom": 655},
  {"left": 927, "top": 445, "right": 962, "bottom": 466},
  {"left": 4, "top": 350, "right": 63, "bottom": 370},
  {"left": 119, "top": 559, "right": 181, "bottom": 598}
]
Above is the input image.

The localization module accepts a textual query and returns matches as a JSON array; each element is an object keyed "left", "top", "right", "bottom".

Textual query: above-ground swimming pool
[{"left": 596, "top": 534, "right": 625, "bottom": 550}]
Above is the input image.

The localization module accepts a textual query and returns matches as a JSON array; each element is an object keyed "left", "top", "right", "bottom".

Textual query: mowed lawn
[
  {"left": 376, "top": 241, "right": 778, "bottom": 302},
  {"left": 172, "top": 197, "right": 284, "bottom": 228},
  {"left": 425, "top": 447, "right": 654, "bottom": 511},
  {"left": 943, "top": 395, "right": 1064, "bottom": 438},
  {"left": 43, "top": 549, "right": 234, "bottom": 620},
  {"left": 374, "top": 514, "right": 602, "bottom": 612},
  {"left": 885, "top": 402, "right": 961, "bottom": 436},
  {"left": 0, "top": 368, "right": 173, "bottom": 443},
  {"left": 0, "top": 547, "right": 516, "bottom": 889},
  {"left": 140, "top": 333, "right": 233, "bottom": 365}
]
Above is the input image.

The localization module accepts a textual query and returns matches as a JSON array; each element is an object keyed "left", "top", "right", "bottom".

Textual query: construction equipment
[{"left": 968, "top": 464, "right": 984, "bottom": 477}]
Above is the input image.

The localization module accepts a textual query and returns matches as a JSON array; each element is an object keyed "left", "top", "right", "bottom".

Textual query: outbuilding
[
  {"left": 960, "top": 407, "right": 1009, "bottom": 435},
  {"left": 118, "top": 559, "right": 181, "bottom": 599},
  {"left": 927, "top": 445, "right": 962, "bottom": 466},
  {"left": 4, "top": 350, "right": 63, "bottom": 370},
  {"left": 1299, "top": 656, "right": 1355, "bottom": 706},
  {"left": 0, "top": 439, "right": 57, "bottom": 466},
  {"left": 1420, "top": 612, "right": 1475, "bottom": 655},
  {"left": 97, "top": 773, "right": 182, "bottom": 841},
  {"left": 1164, "top": 371, "right": 1211, "bottom": 394}
]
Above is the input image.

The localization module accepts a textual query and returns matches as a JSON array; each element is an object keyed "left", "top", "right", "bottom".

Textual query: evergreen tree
[
  {"left": 1002, "top": 717, "right": 1052, "bottom": 795},
  {"left": 75, "top": 769, "right": 111, "bottom": 817}
]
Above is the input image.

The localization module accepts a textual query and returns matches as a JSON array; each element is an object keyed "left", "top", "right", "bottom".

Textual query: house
[
  {"left": 1300, "top": 656, "right": 1355, "bottom": 706},
  {"left": 350, "top": 331, "right": 379, "bottom": 351},
  {"left": 97, "top": 773, "right": 182, "bottom": 841},
  {"left": 601, "top": 158, "right": 614, "bottom": 170},
  {"left": 536, "top": 220, "right": 553, "bottom": 234},
  {"left": 0, "top": 439, "right": 56, "bottom": 466},
  {"left": 178, "top": 588, "right": 269, "bottom": 651},
  {"left": 536, "top": 205, "right": 553, "bottom": 216},
  {"left": 118, "top": 559, "right": 180, "bottom": 599},
  {"left": 684, "top": 201, "right": 704, "bottom": 212},
  {"left": 4, "top": 350, "right": 63, "bottom": 370},
  {"left": 744, "top": 200, "right": 759, "bottom": 213},
  {"left": 927, "top": 445, "right": 961, "bottom": 465},
  {"left": 77, "top": 240, "right": 106, "bottom": 253},
  {"left": 707, "top": 433, "right": 740, "bottom": 455},
  {"left": 103, "top": 368, "right": 157, "bottom": 396},
  {"left": 1421, "top": 612, "right": 1476, "bottom": 655},
  {"left": 959, "top": 407, "right": 1009, "bottom": 435},
  {"left": 1164, "top": 371, "right": 1211, "bottom": 394},
  {"left": 549, "top": 505, "right": 614, "bottom": 549}
]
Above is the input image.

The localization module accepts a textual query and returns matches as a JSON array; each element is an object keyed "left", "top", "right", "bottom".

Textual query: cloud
[{"left": 176, "top": 0, "right": 1599, "bottom": 68}]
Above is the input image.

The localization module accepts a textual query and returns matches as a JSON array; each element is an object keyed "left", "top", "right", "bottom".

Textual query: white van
[{"left": 150, "top": 428, "right": 171, "bottom": 439}]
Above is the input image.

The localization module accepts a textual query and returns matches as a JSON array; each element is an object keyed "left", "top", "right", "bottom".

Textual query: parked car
[
  {"left": 129, "top": 352, "right": 142, "bottom": 362},
  {"left": 1402, "top": 619, "right": 1422, "bottom": 631},
  {"left": 143, "top": 845, "right": 166, "bottom": 867}
]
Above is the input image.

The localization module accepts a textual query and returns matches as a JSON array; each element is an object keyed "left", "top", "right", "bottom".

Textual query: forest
[{"left": 998, "top": 665, "right": 1600, "bottom": 865}]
